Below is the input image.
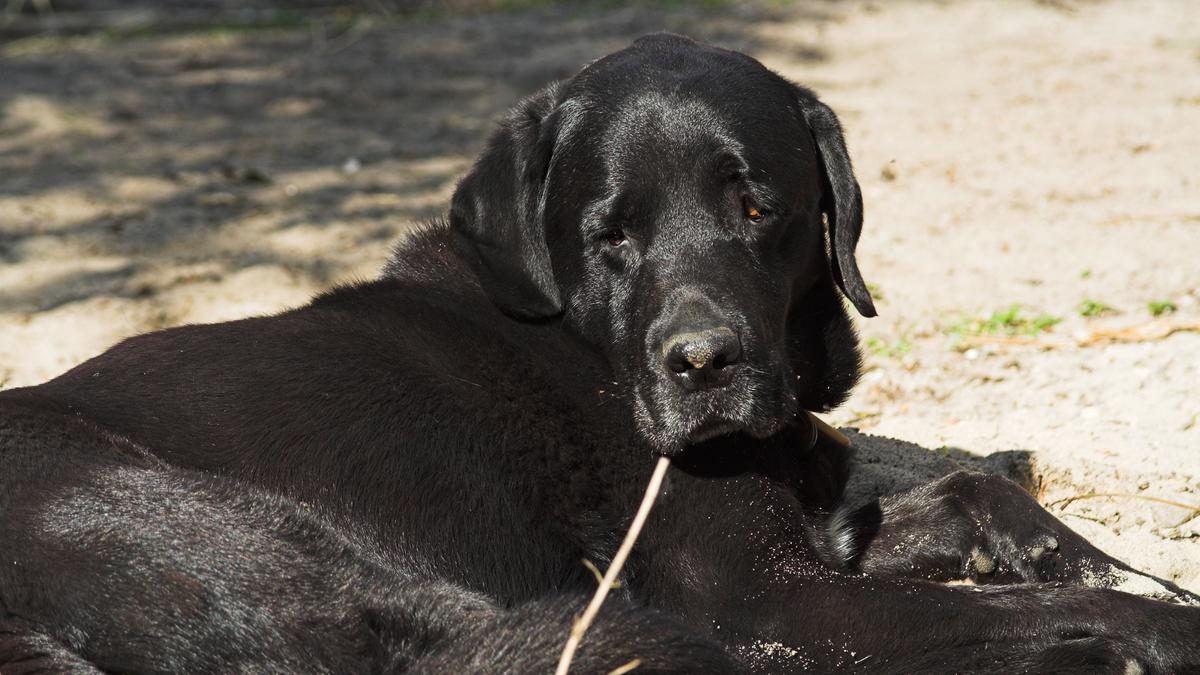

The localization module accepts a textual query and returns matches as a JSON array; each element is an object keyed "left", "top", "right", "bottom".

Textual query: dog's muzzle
[{"left": 656, "top": 293, "right": 744, "bottom": 392}]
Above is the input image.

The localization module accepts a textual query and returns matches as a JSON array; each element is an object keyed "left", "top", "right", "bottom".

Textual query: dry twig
[
  {"left": 958, "top": 319, "right": 1200, "bottom": 351},
  {"left": 958, "top": 334, "right": 1067, "bottom": 349},
  {"left": 555, "top": 456, "right": 671, "bottom": 675},
  {"left": 608, "top": 658, "right": 643, "bottom": 675},
  {"left": 1076, "top": 320, "right": 1200, "bottom": 346},
  {"left": 1048, "top": 491, "right": 1200, "bottom": 516}
]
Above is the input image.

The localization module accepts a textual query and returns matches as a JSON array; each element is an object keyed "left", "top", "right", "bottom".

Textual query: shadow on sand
[{"left": 845, "top": 429, "right": 1038, "bottom": 505}]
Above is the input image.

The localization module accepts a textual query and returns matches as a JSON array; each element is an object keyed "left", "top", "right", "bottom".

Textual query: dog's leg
[
  {"left": 0, "top": 617, "right": 102, "bottom": 675},
  {"left": 648, "top": 470, "right": 1200, "bottom": 672},
  {"left": 830, "top": 470, "right": 1199, "bottom": 605},
  {"left": 412, "top": 596, "right": 743, "bottom": 674},
  {"left": 679, "top": 533, "right": 1200, "bottom": 672}
]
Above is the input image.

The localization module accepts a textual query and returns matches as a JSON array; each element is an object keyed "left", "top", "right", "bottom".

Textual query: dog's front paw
[{"left": 994, "top": 521, "right": 1200, "bottom": 606}]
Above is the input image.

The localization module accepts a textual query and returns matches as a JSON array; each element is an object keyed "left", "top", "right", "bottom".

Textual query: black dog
[{"left": 2, "top": 34, "right": 1198, "bottom": 673}]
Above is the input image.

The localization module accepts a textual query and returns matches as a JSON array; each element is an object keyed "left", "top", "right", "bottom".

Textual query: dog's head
[{"left": 451, "top": 33, "right": 875, "bottom": 454}]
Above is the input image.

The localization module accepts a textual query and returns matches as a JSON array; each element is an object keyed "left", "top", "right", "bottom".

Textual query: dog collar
[{"left": 803, "top": 411, "right": 850, "bottom": 453}]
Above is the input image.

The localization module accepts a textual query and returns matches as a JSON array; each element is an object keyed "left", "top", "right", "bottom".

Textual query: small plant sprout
[
  {"left": 1078, "top": 299, "right": 1117, "bottom": 318},
  {"left": 1148, "top": 300, "right": 1177, "bottom": 317},
  {"left": 945, "top": 305, "right": 1062, "bottom": 341},
  {"left": 865, "top": 336, "right": 912, "bottom": 359}
]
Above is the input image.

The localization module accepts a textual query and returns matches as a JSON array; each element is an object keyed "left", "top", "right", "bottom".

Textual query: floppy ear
[
  {"left": 450, "top": 84, "right": 563, "bottom": 319},
  {"left": 797, "top": 93, "right": 877, "bottom": 318}
]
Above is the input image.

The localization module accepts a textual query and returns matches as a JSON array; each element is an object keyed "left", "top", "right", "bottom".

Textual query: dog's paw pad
[
  {"left": 1027, "top": 535, "right": 1058, "bottom": 561},
  {"left": 969, "top": 546, "right": 996, "bottom": 575}
]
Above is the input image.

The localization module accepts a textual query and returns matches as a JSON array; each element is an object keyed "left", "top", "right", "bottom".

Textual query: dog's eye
[
  {"left": 603, "top": 228, "right": 627, "bottom": 247},
  {"left": 744, "top": 197, "right": 767, "bottom": 223}
]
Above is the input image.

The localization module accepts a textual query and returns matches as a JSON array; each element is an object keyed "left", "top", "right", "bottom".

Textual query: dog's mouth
[
  {"left": 686, "top": 417, "right": 743, "bottom": 444},
  {"left": 631, "top": 360, "right": 795, "bottom": 455},
  {"left": 680, "top": 413, "right": 786, "bottom": 450}
]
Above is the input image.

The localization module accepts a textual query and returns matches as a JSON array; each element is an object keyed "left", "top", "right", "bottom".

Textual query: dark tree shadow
[{"left": 0, "top": 1, "right": 842, "bottom": 314}]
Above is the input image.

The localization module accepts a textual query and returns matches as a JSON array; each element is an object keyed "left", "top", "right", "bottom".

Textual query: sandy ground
[{"left": 1, "top": 1, "right": 1197, "bottom": 591}]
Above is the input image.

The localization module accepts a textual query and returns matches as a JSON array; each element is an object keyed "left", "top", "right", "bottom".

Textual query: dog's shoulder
[
  {"left": 9, "top": 223, "right": 620, "bottom": 474},
  {"left": 32, "top": 224, "right": 524, "bottom": 400}
]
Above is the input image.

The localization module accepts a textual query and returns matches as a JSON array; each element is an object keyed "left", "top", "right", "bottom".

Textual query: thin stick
[
  {"left": 555, "top": 456, "right": 671, "bottom": 675},
  {"left": 608, "top": 659, "right": 643, "bottom": 675},
  {"left": 955, "top": 320, "right": 1200, "bottom": 351},
  {"left": 958, "top": 334, "right": 1066, "bottom": 349},
  {"left": 1048, "top": 492, "right": 1200, "bottom": 514},
  {"left": 1076, "top": 320, "right": 1200, "bottom": 347}
]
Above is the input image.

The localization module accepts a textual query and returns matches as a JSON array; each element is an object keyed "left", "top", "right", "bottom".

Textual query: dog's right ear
[
  {"left": 451, "top": 84, "right": 563, "bottom": 319},
  {"left": 797, "top": 91, "right": 877, "bottom": 318}
]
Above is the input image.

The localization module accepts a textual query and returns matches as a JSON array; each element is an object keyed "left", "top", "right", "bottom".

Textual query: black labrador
[{"left": 2, "top": 34, "right": 1198, "bottom": 674}]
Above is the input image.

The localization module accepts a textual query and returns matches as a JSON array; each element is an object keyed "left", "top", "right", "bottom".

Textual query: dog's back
[{"left": 1, "top": 226, "right": 639, "bottom": 602}]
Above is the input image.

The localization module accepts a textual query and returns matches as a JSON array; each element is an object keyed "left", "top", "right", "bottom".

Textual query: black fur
[{"left": 1, "top": 33, "right": 1197, "bottom": 673}]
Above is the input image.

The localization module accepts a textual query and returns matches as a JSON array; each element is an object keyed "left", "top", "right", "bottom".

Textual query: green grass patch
[
  {"left": 1148, "top": 300, "right": 1177, "bottom": 317},
  {"left": 945, "top": 305, "right": 1062, "bottom": 340},
  {"left": 864, "top": 336, "right": 911, "bottom": 359},
  {"left": 1077, "top": 299, "right": 1116, "bottom": 318}
]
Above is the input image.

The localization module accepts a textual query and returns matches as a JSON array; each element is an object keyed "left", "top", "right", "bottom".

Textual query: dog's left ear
[
  {"left": 797, "top": 92, "right": 877, "bottom": 318},
  {"left": 450, "top": 84, "right": 563, "bottom": 319}
]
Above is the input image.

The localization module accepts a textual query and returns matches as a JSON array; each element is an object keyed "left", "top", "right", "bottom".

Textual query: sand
[{"left": 1, "top": 0, "right": 1196, "bottom": 591}]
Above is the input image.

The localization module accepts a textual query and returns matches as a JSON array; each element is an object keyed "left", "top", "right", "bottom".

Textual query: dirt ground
[{"left": 2, "top": 0, "right": 1197, "bottom": 592}]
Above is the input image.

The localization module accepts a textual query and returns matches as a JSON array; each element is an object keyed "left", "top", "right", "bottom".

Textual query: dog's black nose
[{"left": 662, "top": 327, "right": 742, "bottom": 390}]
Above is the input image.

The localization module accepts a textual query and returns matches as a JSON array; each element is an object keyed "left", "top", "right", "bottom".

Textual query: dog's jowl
[{"left": 1, "top": 33, "right": 1197, "bottom": 674}]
